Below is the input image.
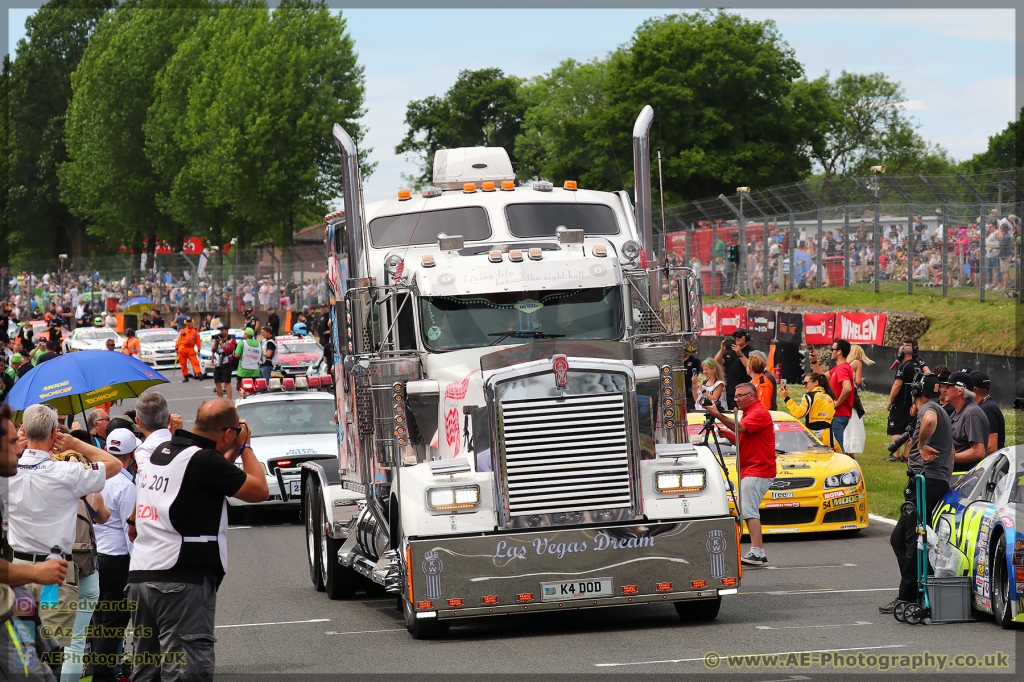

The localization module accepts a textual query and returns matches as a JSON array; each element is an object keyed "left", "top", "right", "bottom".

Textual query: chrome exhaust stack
[
  {"left": 332, "top": 123, "right": 371, "bottom": 280},
  {"left": 632, "top": 105, "right": 656, "bottom": 303}
]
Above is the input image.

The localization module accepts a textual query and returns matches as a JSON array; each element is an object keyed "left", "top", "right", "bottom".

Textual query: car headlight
[
  {"left": 824, "top": 468, "right": 860, "bottom": 489},
  {"left": 655, "top": 469, "right": 706, "bottom": 493},
  {"left": 426, "top": 485, "right": 480, "bottom": 511}
]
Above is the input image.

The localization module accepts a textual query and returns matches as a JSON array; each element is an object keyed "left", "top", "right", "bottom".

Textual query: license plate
[
  {"left": 540, "top": 578, "right": 613, "bottom": 602},
  {"left": 290, "top": 481, "right": 301, "bottom": 496}
]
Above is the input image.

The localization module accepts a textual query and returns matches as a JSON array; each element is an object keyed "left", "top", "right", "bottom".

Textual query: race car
[
  {"left": 274, "top": 335, "right": 324, "bottom": 377},
  {"left": 62, "top": 326, "right": 123, "bottom": 353},
  {"left": 687, "top": 410, "right": 869, "bottom": 534},
  {"left": 199, "top": 328, "right": 244, "bottom": 377},
  {"left": 929, "top": 445, "right": 1022, "bottom": 628},
  {"left": 136, "top": 327, "right": 205, "bottom": 372},
  {"left": 230, "top": 389, "right": 338, "bottom": 522}
]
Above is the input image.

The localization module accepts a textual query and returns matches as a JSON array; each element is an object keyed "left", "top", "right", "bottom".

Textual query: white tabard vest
[
  {"left": 129, "top": 445, "right": 228, "bottom": 574},
  {"left": 238, "top": 340, "right": 261, "bottom": 371}
]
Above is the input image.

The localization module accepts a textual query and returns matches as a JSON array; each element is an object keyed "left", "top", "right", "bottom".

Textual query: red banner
[
  {"left": 836, "top": 312, "right": 887, "bottom": 346},
  {"left": 700, "top": 306, "right": 720, "bottom": 336},
  {"left": 718, "top": 308, "right": 748, "bottom": 336},
  {"left": 803, "top": 313, "right": 835, "bottom": 345}
]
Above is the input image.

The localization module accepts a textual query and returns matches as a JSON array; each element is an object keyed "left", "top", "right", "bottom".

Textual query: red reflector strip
[
  {"left": 690, "top": 579, "right": 707, "bottom": 589},
  {"left": 416, "top": 600, "right": 433, "bottom": 610},
  {"left": 481, "top": 595, "right": 498, "bottom": 605},
  {"left": 446, "top": 598, "right": 463, "bottom": 608},
  {"left": 516, "top": 593, "right": 533, "bottom": 603},
  {"left": 656, "top": 582, "right": 673, "bottom": 592},
  {"left": 721, "top": 577, "right": 738, "bottom": 587},
  {"left": 620, "top": 585, "right": 638, "bottom": 594}
]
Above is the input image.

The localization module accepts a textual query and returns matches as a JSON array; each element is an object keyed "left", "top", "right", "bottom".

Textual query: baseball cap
[
  {"left": 935, "top": 369, "right": 951, "bottom": 383},
  {"left": 244, "top": 327, "right": 255, "bottom": 337},
  {"left": 10, "top": 353, "right": 22, "bottom": 363},
  {"left": 218, "top": 324, "right": 229, "bottom": 330},
  {"left": 184, "top": 316, "right": 193, "bottom": 322},
  {"left": 105, "top": 428, "right": 139, "bottom": 455},
  {"left": 940, "top": 371, "right": 974, "bottom": 391},
  {"left": 969, "top": 370, "right": 991, "bottom": 389},
  {"left": 106, "top": 416, "right": 136, "bottom": 435},
  {"left": 733, "top": 328, "right": 749, "bottom": 339}
]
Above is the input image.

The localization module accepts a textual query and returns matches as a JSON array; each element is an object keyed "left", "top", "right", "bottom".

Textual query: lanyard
[{"left": 5, "top": 620, "right": 28, "bottom": 677}]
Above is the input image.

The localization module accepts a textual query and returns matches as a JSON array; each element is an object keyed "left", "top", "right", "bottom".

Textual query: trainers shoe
[
  {"left": 884, "top": 454, "right": 901, "bottom": 462},
  {"left": 741, "top": 551, "right": 768, "bottom": 566},
  {"left": 879, "top": 597, "right": 899, "bottom": 614},
  {"left": 182, "top": 376, "right": 189, "bottom": 383}
]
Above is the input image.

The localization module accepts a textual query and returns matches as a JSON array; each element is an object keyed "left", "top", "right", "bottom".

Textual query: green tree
[
  {"left": 958, "top": 110, "right": 1022, "bottom": 174},
  {"left": 60, "top": 0, "right": 211, "bottom": 268},
  {"left": 1, "top": 56, "right": 9, "bottom": 270},
  {"left": 396, "top": 68, "right": 526, "bottom": 188},
  {"left": 576, "top": 11, "right": 821, "bottom": 200},
  {"left": 7, "top": 0, "right": 116, "bottom": 263},
  {"left": 514, "top": 58, "right": 610, "bottom": 183}
]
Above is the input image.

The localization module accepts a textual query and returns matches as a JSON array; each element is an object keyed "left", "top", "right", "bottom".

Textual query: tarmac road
[{"left": 113, "top": 371, "right": 1019, "bottom": 677}]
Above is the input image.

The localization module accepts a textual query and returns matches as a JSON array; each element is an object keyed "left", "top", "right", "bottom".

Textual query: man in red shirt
[
  {"left": 812, "top": 338, "right": 855, "bottom": 454},
  {"left": 704, "top": 383, "right": 777, "bottom": 566}
]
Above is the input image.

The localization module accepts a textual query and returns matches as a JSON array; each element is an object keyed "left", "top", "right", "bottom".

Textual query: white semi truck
[{"left": 298, "top": 106, "right": 740, "bottom": 638}]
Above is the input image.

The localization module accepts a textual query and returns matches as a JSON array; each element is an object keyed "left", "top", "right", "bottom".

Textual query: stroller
[{"left": 894, "top": 474, "right": 930, "bottom": 624}]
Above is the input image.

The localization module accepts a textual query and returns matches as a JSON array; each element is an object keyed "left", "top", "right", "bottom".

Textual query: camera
[
  {"left": 887, "top": 423, "right": 914, "bottom": 454},
  {"left": 699, "top": 396, "right": 713, "bottom": 408}
]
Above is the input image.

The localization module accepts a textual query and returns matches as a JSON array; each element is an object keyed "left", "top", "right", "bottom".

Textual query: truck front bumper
[{"left": 406, "top": 516, "right": 740, "bottom": 620}]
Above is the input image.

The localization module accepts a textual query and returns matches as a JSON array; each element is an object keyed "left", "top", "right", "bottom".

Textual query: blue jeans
[
  {"left": 60, "top": 569, "right": 100, "bottom": 682},
  {"left": 259, "top": 364, "right": 273, "bottom": 381},
  {"left": 831, "top": 415, "right": 850, "bottom": 453}
]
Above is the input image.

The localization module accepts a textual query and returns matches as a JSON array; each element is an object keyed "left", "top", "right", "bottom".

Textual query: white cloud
[{"left": 900, "top": 100, "right": 926, "bottom": 111}]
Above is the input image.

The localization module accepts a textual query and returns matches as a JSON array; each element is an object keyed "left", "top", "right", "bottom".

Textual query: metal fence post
[
  {"left": 941, "top": 204, "right": 948, "bottom": 297},
  {"left": 816, "top": 207, "right": 824, "bottom": 288},
  {"left": 979, "top": 202, "right": 986, "bottom": 303},
  {"left": 874, "top": 201, "right": 881, "bottom": 293},
  {"left": 763, "top": 216, "right": 771, "bottom": 293},
  {"left": 789, "top": 213, "right": 795, "bottom": 292},
  {"left": 843, "top": 204, "right": 850, "bottom": 289},
  {"left": 907, "top": 202, "right": 914, "bottom": 294},
  {"left": 711, "top": 223, "right": 718, "bottom": 296}
]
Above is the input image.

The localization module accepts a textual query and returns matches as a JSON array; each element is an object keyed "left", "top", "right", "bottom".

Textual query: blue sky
[{"left": 8, "top": 7, "right": 1017, "bottom": 203}]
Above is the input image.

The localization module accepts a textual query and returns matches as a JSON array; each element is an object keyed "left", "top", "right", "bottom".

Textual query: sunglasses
[
  {"left": 223, "top": 425, "right": 244, "bottom": 435},
  {"left": 734, "top": 392, "right": 755, "bottom": 400}
]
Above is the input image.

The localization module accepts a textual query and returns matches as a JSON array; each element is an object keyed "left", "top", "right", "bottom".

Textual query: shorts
[
  {"left": 213, "top": 365, "right": 233, "bottom": 383},
  {"left": 740, "top": 476, "right": 775, "bottom": 520},
  {"left": 887, "top": 411, "right": 911, "bottom": 435},
  {"left": 1000, "top": 257, "right": 1011, "bottom": 271}
]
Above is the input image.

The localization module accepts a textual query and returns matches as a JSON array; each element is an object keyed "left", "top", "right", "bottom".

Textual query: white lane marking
[
  {"left": 755, "top": 620, "right": 871, "bottom": 630},
  {"left": 756, "top": 677, "right": 810, "bottom": 682},
  {"left": 324, "top": 628, "right": 406, "bottom": 635},
  {"left": 869, "top": 513, "right": 898, "bottom": 526},
  {"left": 758, "top": 587, "right": 896, "bottom": 596},
  {"left": 595, "top": 644, "right": 907, "bottom": 667},
  {"left": 227, "top": 526, "right": 252, "bottom": 530},
  {"left": 765, "top": 563, "right": 856, "bottom": 570},
  {"left": 216, "top": 618, "right": 330, "bottom": 629}
]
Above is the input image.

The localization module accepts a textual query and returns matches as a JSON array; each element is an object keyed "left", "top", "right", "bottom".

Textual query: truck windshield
[
  {"left": 505, "top": 203, "right": 619, "bottom": 237},
  {"left": 420, "top": 287, "right": 623, "bottom": 351}
]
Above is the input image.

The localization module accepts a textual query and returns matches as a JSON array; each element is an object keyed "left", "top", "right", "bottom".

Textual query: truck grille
[{"left": 499, "top": 393, "right": 632, "bottom": 517}]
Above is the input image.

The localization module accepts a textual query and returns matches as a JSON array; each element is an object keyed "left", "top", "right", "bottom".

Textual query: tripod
[{"left": 696, "top": 411, "right": 740, "bottom": 516}]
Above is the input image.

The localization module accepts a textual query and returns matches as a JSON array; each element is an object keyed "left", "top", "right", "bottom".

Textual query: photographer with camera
[
  {"left": 880, "top": 373, "right": 952, "bottom": 615},
  {"left": 703, "top": 383, "right": 776, "bottom": 566},
  {"left": 884, "top": 339, "right": 929, "bottom": 462}
]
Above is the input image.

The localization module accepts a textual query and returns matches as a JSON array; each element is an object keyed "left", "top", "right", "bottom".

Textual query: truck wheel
[
  {"left": 991, "top": 535, "right": 1016, "bottom": 629},
  {"left": 675, "top": 597, "right": 722, "bottom": 622},
  {"left": 402, "top": 598, "right": 450, "bottom": 640},
  {"left": 320, "top": 495, "right": 356, "bottom": 599},
  {"left": 305, "top": 479, "right": 325, "bottom": 592}
]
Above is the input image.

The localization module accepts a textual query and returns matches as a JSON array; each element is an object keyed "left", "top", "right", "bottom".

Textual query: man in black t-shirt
[
  {"left": 681, "top": 348, "right": 701, "bottom": 412},
  {"left": 128, "top": 399, "right": 268, "bottom": 682},
  {"left": 714, "top": 329, "right": 752, "bottom": 409},
  {"left": 266, "top": 307, "right": 280, "bottom": 336},
  {"left": 969, "top": 371, "right": 1004, "bottom": 453},
  {"left": 885, "top": 342, "right": 928, "bottom": 461}
]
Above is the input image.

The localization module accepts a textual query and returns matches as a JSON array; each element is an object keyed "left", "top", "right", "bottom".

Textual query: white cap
[{"left": 106, "top": 428, "right": 139, "bottom": 455}]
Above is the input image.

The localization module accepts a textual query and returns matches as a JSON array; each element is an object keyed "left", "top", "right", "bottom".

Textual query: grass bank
[{"left": 708, "top": 289, "right": 1020, "bottom": 356}]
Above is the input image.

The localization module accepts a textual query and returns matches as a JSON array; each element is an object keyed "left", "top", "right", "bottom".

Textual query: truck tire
[
  {"left": 304, "top": 478, "right": 325, "bottom": 592},
  {"left": 402, "top": 597, "right": 450, "bottom": 640},
  {"left": 320, "top": 495, "right": 357, "bottom": 600},
  {"left": 675, "top": 597, "right": 722, "bottom": 622}
]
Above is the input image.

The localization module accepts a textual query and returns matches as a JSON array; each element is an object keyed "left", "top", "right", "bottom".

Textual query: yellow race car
[{"left": 687, "top": 410, "right": 869, "bottom": 534}]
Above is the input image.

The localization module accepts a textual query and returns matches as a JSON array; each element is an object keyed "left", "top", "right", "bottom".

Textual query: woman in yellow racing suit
[{"left": 780, "top": 372, "right": 840, "bottom": 453}]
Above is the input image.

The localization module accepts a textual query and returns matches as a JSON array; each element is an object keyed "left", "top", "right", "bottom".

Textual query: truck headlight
[
  {"left": 426, "top": 485, "right": 480, "bottom": 511},
  {"left": 655, "top": 470, "right": 706, "bottom": 493},
  {"left": 824, "top": 469, "right": 860, "bottom": 489}
]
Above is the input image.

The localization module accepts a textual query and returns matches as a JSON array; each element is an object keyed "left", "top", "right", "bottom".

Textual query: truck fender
[{"left": 300, "top": 459, "right": 362, "bottom": 539}]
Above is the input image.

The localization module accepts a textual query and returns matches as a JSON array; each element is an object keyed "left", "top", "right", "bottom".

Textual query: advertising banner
[
  {"left": 700, "top": 306, "right": 720, "bottom": 336},
  {"left": 776, "top": 312, "right": 803, "bottom": 344},
  {"left": 718, "top": 308, "right": 747, "bottom": 336},
  {"left": 747, "top": 310, "right": 777, "bottom": 339},
  {"left": 835, "top": 312, "right": 887, "bottom": 346},
  {"left": 804, "top": 313, "right": 836, "bottom": 345}
]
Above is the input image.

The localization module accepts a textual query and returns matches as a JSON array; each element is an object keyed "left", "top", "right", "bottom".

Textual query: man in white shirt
[
  {"left": 6, "top": 404, "right": 122, "bottom": 645},
  {"left": 133, "top": 392, "right": 182, "bottom": 472},
  {"left": 93, "top": 428, "right": 139, "bottom": 682}
]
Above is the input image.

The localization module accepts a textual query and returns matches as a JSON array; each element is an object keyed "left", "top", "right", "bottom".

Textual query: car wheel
[
  {"left": 402, "top": 595, "right": 450, "bottom": 639},
  {"left": 675, "top": 597, "right": 721, "bottom": 622},
  {"left": 320, "top": 494, "right": 356, "bottom": 600},
  {"left": 991, "top": 534, "right": 1015, "bottom": 629},
  {"left": 304, "top": 478, "right": 325, "bottom": 592}
]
